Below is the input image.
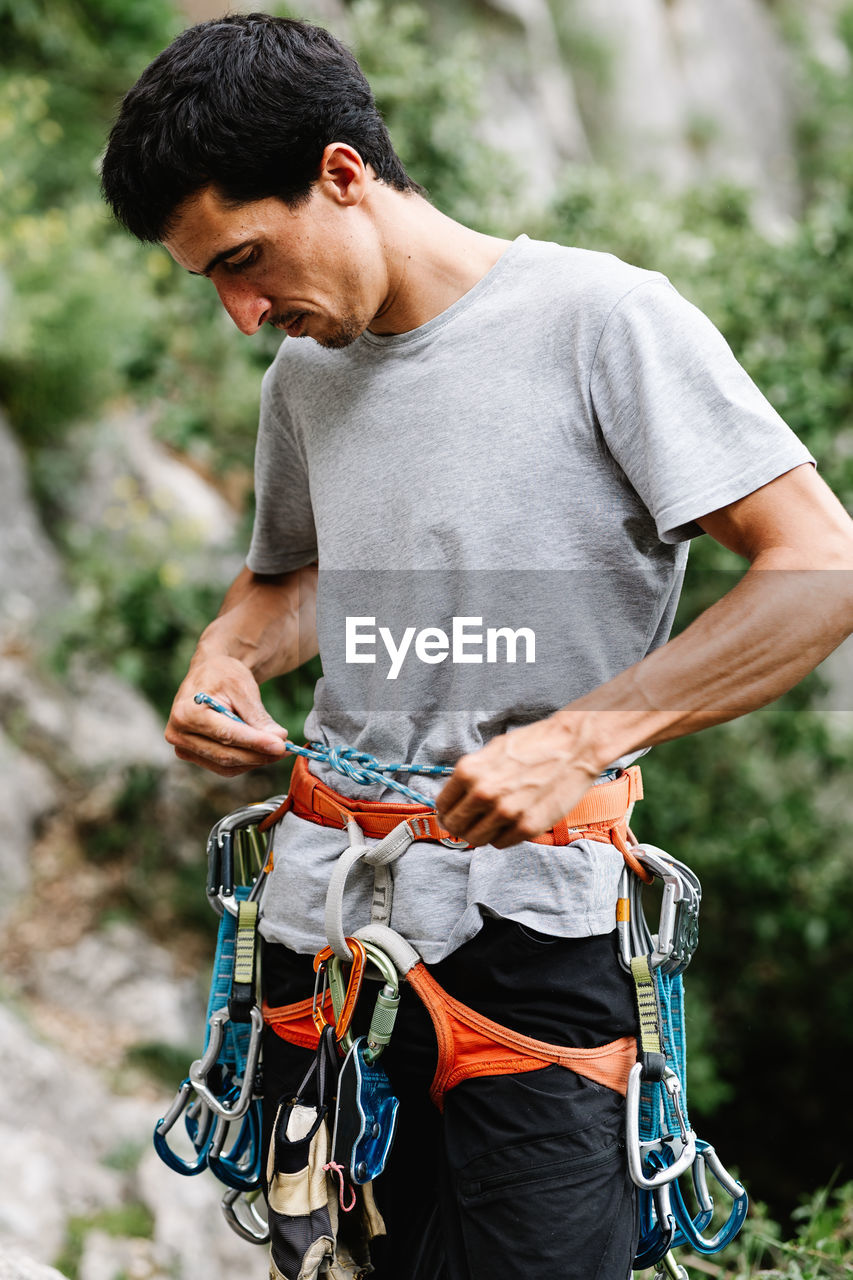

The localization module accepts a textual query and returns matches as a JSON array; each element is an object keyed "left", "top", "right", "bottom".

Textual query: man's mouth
[{"left": 281, "top": 313, "right": 306, "bottom": 336}]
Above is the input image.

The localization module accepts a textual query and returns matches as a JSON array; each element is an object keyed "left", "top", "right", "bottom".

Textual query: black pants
[{"left": 262, "top": 919, "right": 640, "bottom": 1280}]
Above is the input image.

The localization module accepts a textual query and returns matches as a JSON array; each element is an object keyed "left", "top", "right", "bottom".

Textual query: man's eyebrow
[{"left": 189, "top": 239, "right": 255, "bottom": 277}]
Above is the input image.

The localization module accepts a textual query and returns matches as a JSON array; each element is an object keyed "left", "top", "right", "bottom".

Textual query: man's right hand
[{"left": 165, "top": 655, "right": 290, "bottom": 776}]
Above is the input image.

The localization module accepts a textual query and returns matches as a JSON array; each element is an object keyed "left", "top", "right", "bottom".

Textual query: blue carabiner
[
  {"left": 208, "top": 1097, "right": 264, "bottom": 1192},
  {"left": 153, "top": 1080, "right": 217, "bottom": 1176},
  {"left": 668, "top": 1140, "right": 748, "bottom": 1255},
  {"left": 635, "top": 1187, "right": 676, "bottom": 1269},
  {"left": 634, "top": 1151, "right": 677, "bottom": 1270}
]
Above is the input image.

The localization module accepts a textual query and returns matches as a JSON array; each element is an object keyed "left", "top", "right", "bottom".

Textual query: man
[{"left": 102, "top": 14, "right": 853, "bottom": 1280}]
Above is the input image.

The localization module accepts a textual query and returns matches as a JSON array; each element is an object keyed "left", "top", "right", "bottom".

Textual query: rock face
[
  {"left": 0, "top": 730, "right": 56, "bottom": 916},
  {"left": 0, "top": 415, "right": 67, "bottom": 637},
  {"left": 186, "top": 0, "right": 841, "bottom": 226},
  {"left": 69, "top": 409, "right": 239, "bottom": 561},
  {"left": 0, "top": 1248, "right": 70, "bottom": 1280},
  {"left": 571, "top": 0, "right": 799, "bottom": 227},
  {"left": 0, "top": 997, "right": 266, "bottom": 1280},
  {"left": 0, "top": 403, "right": 266, "bottom": 1279}
]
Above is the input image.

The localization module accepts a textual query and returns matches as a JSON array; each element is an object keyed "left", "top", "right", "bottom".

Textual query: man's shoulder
[{"left": 513, "top": 236, "right": 666, "bottom": 312}]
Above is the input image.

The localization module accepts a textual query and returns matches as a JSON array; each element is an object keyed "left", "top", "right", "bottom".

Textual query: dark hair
[{"left": 101, "top": 13, "right": 421, "bottom": 242}]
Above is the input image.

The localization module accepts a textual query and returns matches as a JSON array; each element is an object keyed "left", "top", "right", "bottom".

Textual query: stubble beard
[
  {"left": 273, "top": 310, "right": 365, "bottom": 350},
  {"left": 314, "top": 312, "right": 366, "bottom": 350}
]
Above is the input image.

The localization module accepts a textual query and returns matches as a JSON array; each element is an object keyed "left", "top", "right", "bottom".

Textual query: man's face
[{"left": 163, "top": 184, "right": 384, "bottom": 348}]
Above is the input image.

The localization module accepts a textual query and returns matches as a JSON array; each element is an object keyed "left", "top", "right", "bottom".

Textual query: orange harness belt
[
  {"left": 260, "top": 756, "right": 643, "bottom": 1105},
  {"left": 260, "top": 753, "right": 648, "bottom": 879}
]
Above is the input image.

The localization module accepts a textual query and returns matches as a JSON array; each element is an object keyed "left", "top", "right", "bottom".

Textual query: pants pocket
[{"left": 443, "top": 1070, "right": 637, "bottom": 1280}]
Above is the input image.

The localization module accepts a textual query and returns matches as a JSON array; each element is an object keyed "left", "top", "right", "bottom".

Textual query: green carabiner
[{"left": 360, "top": 941, "right": 401, "bottom": 1063}]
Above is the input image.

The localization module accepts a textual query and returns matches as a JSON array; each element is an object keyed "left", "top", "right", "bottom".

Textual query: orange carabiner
[{"left": 312, "top": 937, "right": 367, "bottom": 1043}]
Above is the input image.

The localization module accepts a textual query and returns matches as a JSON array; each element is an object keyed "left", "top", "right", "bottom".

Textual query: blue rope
[
  {"left": 193, "top": 694, "right": 619, "bottom": 807},
  {"left": 638, "top": 971, "right": 688, "bottom": 1145},
  {"left": 284, "top": 741, "right": 453, "bottom": 806}
]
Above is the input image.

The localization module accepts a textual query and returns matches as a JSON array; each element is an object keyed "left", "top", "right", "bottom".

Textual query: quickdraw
[
  {"left": 153, "top": 796, "right": 282, "bottom": 1244},
  {"left": 618, "top": 845, "right": 748, "bottom": 1278}
]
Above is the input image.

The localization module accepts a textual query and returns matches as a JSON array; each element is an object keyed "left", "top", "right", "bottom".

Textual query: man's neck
[{"left": 367, "top": 190, "right": 513, "bottom": 336}]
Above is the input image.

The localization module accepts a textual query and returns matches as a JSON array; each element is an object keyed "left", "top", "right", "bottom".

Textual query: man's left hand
[{"left": 435, "top": 717, "right": 601, "bottom": 849}]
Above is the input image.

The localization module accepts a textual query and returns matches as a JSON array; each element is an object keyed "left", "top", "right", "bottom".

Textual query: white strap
[
  {"left": 355, "top": 923, "right": 420, "bottom": 977},
  {"left": 323, "top": 819, "right": 415, "bottom": 960}
]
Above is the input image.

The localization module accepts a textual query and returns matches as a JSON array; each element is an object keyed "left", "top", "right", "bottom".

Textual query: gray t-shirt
[{"left": 248, "top": 235, "right": 812, "bottom": 962}]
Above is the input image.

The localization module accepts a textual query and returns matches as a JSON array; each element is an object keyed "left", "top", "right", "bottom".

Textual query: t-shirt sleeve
[
  {"left": 589, "top": 278, "right": 815, "bottom": 543},
  {"left": 246, "top": 361, "right": 318, "bottom": 573}
]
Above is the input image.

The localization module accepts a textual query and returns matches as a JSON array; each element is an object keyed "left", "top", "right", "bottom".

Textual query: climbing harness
[
  {"left": 617, "top": 846, "right": 748, "bottom": 1277},
  {"left": 298, "top": 792, "right": 639, "bottom": 1097},
  {"left": 155, "top": 717, "right": 749, "bottom": 1276}
]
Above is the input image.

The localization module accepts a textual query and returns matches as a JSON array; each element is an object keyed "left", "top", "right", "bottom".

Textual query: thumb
[{"left": 243, "top": 698, "right": 289, "bottom": 747}]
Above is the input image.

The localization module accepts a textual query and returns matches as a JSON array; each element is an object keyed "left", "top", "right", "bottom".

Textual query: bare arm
[
  {"left": 436, "top": 464, "right": 853, "bottom": 847},
  {"left": 165, "top": 562, "right": 319, "bottom": 775}
]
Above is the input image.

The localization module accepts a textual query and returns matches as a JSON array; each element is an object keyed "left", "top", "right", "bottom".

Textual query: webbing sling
[{"left": 630, "top": 954, "right": 667, "bottom": 1082}]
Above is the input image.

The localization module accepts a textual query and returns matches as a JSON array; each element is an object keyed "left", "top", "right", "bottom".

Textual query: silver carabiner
[
  {"left": 221, "top": 1187, "right": 270, "bottom": 1245},
  {"left": 188, "top": 1005, "right": 264, "bottom": 1120},
  {"left": 630, "top": 846, "right": 702, "bottom": 973},
  {"left": 209, "top": 798, "right": 284, "bottom": 917},
  {"left": 625, "top": 1062, "right": 697, "bottom": 1189}
]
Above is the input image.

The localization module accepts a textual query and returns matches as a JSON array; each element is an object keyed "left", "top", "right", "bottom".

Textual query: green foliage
[
  {"left": 346, "top": 0, "right": 520, "bottom": 232},
  {"left": 53, "top": 556, "right": 224, "bottom": 714},
  {"left": 125, "top": 1040, "right": 203, "bottom": 1090},
  {"left": 54, "top": 1202, "right": 155, "bottom": 1280}
]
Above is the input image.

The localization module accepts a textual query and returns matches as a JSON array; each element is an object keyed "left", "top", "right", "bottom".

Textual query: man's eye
[{"left": 222, "top": 248, "right": 259, "bottom": 273}]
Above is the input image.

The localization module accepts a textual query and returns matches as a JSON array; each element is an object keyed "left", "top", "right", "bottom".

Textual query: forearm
[
  {"left": 192, "top": 563, "right": 319, "bottom": 685},
  {"left": 436, "top": 520, "right": 853, "bottom": 847},
  {"left": 166, "top": 562, "right": 318, "bottom": 776},
  {"left": 559, "top": 550, "right": 853, "bottom": 773}
]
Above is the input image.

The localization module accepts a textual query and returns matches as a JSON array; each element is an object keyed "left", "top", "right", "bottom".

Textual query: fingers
[
  {"left": 436, "top": 752, "right": 532, "bottom": 848},
  {"left": 437, "top": 777, "right": 547, "bottom": 848},
  {"left": 435, "top": 724, "right": 598, "bottom": 849},
  {"left": 168, "top": 725, "right": 287, "bottom": 776},
  {"left": 165, "top": 663, "right": 289, "bottom": 775}
]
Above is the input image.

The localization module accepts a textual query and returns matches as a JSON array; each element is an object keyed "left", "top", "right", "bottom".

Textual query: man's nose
[{"left": 213, "top": 278, "right": 271, "bottom": 335}]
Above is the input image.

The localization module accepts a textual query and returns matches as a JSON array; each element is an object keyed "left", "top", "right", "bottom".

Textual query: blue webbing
[
  {"left": 205, "top": 884, "right": 253, "bottom": 1072},
  {"left": 638, "top": 971, "right": 688, "bottom": 1143}
]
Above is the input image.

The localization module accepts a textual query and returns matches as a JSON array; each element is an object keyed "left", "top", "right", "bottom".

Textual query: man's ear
[{"left": 317, "top": 142, "right": 368, "bottom": 206}]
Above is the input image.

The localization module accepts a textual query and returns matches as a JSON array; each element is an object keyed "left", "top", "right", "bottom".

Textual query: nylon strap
[
  {"left": 229, "top": 899, "right": 259, "bottom": 1023},
  {"left": 629, "top": 955, "right": 666, "bottom": 1082}
]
